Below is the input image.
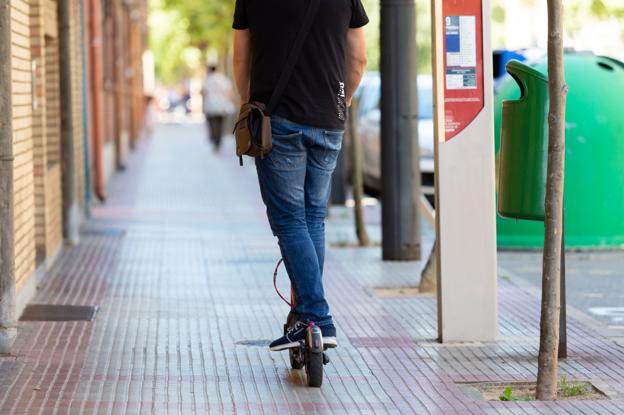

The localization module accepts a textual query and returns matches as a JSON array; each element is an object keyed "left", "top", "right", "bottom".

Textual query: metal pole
[
  {"left": 80, "top": 0, "right": 93, "bottom": 217},
  {"left": 88, "top": 0, "right": 106, "bottom": 202},
  {"left": 58, "top": 0, "right": 80, "bottom": 245},
  {"left": 559, "top": 213, "right": 567, "bottom": 358},
  {"left": 112, "top": 1, "right": 125, "bottom": 171},
  {"left": 380, "top": 0, "right": 421, "bottom": 261},
  {"left": 0, "top": 0, "right": 17, "bottom": 353}
]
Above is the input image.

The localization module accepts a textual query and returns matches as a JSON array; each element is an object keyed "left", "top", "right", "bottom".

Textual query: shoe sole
[
  {"left": 323, "top": 337, "right": 337, "bottom": 348},
  {"left": 269, "top": 337, "right": 338, "bottom": 352},
  {"left": 269, "top": 341, "right": 301, "bottom": 352}
]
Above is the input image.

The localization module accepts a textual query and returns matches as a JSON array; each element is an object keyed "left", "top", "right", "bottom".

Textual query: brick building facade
[{"left": 0, "top": 0, "right": 147, "bottom": 352}]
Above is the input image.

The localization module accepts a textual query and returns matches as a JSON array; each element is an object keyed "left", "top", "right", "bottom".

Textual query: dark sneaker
[
  {"left": 320, "top": 324, "right": 337, "bottom": 348},
  {"left": 269, "top": 321, "right": 307, "bottom": 351},
  {"left": 270, "top": 321, "right": 339, "bottom": 351}
]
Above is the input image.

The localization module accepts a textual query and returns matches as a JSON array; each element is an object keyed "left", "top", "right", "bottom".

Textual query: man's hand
[
  {"left": 345, "top": 27, "right": 367, "bottom": 107},
  {"left": 233, "top": 29, "right": 252, "bottom": 104}
]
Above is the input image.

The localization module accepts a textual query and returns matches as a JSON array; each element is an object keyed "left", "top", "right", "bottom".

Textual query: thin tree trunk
[
  {"left": 419, "top": 196, "right": 437, "bottom": 293},
  {"left": 536, "top": 0, "right": 568, "bottom": 401},
  {"left": 348, "top": 103, "right": 370, "bottom": 247},
  {"left": 419, "top": 241, "right": 437, "bottom": 293}
]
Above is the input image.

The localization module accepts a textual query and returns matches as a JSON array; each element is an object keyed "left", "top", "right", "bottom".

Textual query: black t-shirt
[{"left": 233, "top": 0, "right": 369, "bottom": 130}]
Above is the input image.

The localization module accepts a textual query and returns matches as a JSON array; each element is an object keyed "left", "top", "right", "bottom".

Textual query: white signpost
[{"left": 431, "top": 0, "right": 498, "bottom": 342}]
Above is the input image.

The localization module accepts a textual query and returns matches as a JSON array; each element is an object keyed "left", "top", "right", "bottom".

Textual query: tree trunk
[
  {"left": 419, "top": 196, "right": 437, "bottom": 293},
  {"left": 419, "top": 241, "right": 437, "bottom": 293},
  {"left": 536, "top": 0, "right": 568, "bottom": 401},
  {"left": 348, "top": 103, "right": 370, "bottom": 247}
]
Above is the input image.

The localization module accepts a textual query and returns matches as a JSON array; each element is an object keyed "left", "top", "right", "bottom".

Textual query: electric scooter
[{"left": 274, "top": 260, "right": 331, "bottom": 387}]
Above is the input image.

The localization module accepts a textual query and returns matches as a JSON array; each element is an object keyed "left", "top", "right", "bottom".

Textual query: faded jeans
[{"left": 255, "top": 116, "right": 343, "bottom": 327}]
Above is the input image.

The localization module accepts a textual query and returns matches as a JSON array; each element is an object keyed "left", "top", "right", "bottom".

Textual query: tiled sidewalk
[{"left": 1, "top": 122, "right": 623, "bottom": 414}]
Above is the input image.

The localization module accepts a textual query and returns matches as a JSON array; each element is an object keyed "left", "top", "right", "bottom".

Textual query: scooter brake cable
[{"left": 273, "top": 259, "right": 293, "bottom": 307}]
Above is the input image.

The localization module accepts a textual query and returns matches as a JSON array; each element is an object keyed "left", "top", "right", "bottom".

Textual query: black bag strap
[{"left": 266, "top": 0, "right": 320, "bottom": 115}]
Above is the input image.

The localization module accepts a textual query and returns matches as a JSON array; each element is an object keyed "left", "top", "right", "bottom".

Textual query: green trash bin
[{"left": 497, "top": 60, "right": 549, "bottom": 221}]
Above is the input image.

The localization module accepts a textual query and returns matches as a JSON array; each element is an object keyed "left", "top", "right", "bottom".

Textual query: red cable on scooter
[{"left": 273, "top": 259, "right": 294, "bottom": 308}]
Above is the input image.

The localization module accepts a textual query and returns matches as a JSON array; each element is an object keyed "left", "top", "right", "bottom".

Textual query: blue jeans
[{"left": 256, "top": 116, "right": 343, "bottom": 327}]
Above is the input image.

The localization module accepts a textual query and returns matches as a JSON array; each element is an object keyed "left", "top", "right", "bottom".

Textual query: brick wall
[
  {"left": 5, "top": 0, "right": 147, "bottom": 304},
  {"left": 42, "top": 0, "right": 63, "bottom": 261},
  {"left": 11, "top": 0, "right": 36, "bottom": 291},
  {"left": 30, "top": 0, "right": 48, "bottom": 264},
  {"left": 3, "top": 0, "right": 147, "bottom": 332},
  {"left": 27, "top": 0, "right": 63, "bottom": 270},
  {"left": 45, "top": 164, "right": 62, "bottom": 260},
  {"left": 11, "top": 0, "right": 66, "bottom": 296}
]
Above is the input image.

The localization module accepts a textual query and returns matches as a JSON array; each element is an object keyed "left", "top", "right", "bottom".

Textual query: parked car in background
[
  {"left": 355, "top": 72, "right": 435, "bottom": 197},
  {"left": 353, "top": 49, "right": 546, "bottom": 199}
]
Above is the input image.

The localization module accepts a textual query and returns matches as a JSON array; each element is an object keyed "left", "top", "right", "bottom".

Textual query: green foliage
[
  {"left": 499, "top": 387, "right": 513, "bottom": 401},
  {"left": 416, "top": 0, "right": 432, "bottom": 74},
  {"left": 562, "top": 0, "right": 624, "bottom": 41},
  {"left": 490, "top": 0, "right": 507, "bottom": 48},
  {"left": 499, "top": 386, "right": 531, "bottom": 401},
  {"left": 362, "top": 0, "right": 380, "bottom": 71},
  {"left": 161, "top": 0, "right": 234, "bottom": 50},
  {"left": 492, "top": 3, "right": 506, "bottom": 22},
  {"left": 362, "top": 0, "right": 432, "bottom": 73},
  {"left": 590, "top": 0, "right": 624, "bottom": 18},
  {"left": 498, "top": 380, "right": 592, "bottom": 402},
  {"left": 149, "top": 1, "right": 192, "bottom": 84},
  {"left": 149, "top": 0, "right": 234, "bottom": 84},
  {"left": 559, "top": 377, "right": 588, "bottom": 398},
  {"left": 149, "top": 0, "right": 624, "bottom": 84}
]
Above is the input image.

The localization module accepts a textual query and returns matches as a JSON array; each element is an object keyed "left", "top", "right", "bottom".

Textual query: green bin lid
[{"left": 506, "top": 59, "right": 548, "bottom": 83}]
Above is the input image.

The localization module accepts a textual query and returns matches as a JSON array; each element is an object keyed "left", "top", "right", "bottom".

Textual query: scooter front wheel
[{"left": 305, "top": 323, "right": 324, "bottom": 387}]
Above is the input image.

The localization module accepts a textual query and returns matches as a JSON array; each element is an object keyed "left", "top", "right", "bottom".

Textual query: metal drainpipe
[
  {"left": 80, "top": 0, "right": 92, "bottom": 215},
  {"left": 0, "top": 0, "right": 17, "bottom": 353},
  {"left": 88, "top": 0, "right": 106, "bottom": 202},
  {"left": 58, "top": 0, "right": 80, "bottom": 245}
]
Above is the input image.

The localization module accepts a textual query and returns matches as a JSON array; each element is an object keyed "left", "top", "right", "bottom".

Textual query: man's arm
[
  {"left": 344, "top": 27, "right": 367, "bottom": 107},
  {"left": 233, "top": 29, "right": 252, "bottom": 103}
]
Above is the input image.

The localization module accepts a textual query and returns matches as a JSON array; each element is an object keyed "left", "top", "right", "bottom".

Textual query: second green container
[{"left": 497, "top": 60, "right": 549, "bottom": 221}]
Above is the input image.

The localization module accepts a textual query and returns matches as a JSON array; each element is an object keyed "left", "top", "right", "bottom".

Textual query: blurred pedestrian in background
[
  {"left": 202, "top": 64, "right": 235, "bottom": 152},
  {"left": 142, "top": 95, "right": 156, "bottom": 139}
]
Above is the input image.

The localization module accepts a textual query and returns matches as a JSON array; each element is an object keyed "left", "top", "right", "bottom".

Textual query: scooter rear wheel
[{"left": 305, "top": 351, "right": 323, "bottom": 387}]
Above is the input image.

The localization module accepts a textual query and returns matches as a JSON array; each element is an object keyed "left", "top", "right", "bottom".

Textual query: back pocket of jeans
[
  {"left": 263, "top": 132, "right": 305, "bottom": 171},
  {"left": 323, "top": 130, "right": 343, "bottom": 152}
]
